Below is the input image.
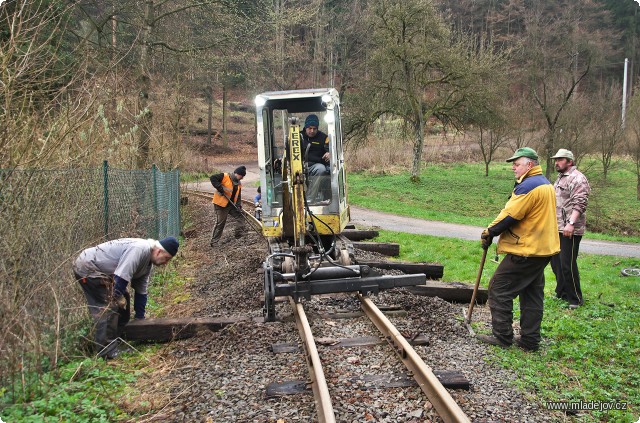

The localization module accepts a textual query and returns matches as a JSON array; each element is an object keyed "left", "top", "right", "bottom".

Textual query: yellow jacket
[{"left": 489, "top": 166, "right": 560, "bottom": 257}]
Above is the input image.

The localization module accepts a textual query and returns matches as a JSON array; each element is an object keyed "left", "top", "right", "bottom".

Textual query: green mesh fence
[
  {"left": 103, "top": 162, "right": 181, "bottom": 240},
  {"left": 0, "top": 162, "right": 180, "bottom": 388}
]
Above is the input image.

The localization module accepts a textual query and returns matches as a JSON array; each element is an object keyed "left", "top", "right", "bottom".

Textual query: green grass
[
  {"left": 0, "top": 358, "right": 137, "bottom": 422},
  {"left": 347, "top": 160, "right": 640, "bottom": 242},
  {"left": 0, "top": 255, "right": 187, "bottom": 421},
  {"left": 147, "top": 261, "right": 190, "bottom": 317},
  {"left": 180, "top": 171, "right": 210, "bottom": 183},
  {"left": 376, "top": 230, "right": 640, "bottom": 422}
]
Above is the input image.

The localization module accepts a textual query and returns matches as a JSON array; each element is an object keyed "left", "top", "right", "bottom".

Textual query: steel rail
[
  {"left": 290, "top": 298, "right": 336, "bottom": 423},
  {"left": 182, "top": 188, "right": 254, "bottom": 208},
  {"left": 358, "top": 294, "right": 471, "bottom": 423},
  {"left": 182, "top": 188, "right": 261, "bottom": 229}
]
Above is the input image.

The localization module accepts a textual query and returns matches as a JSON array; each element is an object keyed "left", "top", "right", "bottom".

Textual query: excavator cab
[
  {"left": 255, "top": 89, "right": 426, "bottom": 321},
  {"left": 255, "top": 88, "right": 349, "bottom": 239}
]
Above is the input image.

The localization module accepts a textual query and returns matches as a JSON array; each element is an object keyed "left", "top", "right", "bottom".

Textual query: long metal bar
[
  {"left": 290, "top": 298, "right": 336, "bottom": 423},
  {"left": 274, "top": 273, "right": 426, "bottom": 298},
  {"left": 358, "top": 294, "right": 470, "bottom": 423},
  {"left": 465, "top": 248, "right": 488, "bottom": 325}
]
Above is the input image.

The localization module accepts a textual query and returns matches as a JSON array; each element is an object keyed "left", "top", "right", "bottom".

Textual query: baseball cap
[
  {"left": 550, "top": 148, "right": 575, "bottom": 161},
  {"left": 506, "top": 147, "right": 539, "bottom": 162}
]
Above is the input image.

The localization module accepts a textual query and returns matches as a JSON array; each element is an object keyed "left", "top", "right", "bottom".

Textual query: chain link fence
[{"left": 0, "top": 162, "right": 180, "bottom": 399}]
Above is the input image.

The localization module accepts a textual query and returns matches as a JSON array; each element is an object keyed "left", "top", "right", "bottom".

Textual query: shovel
[{"left": 463, "top": 248, "right": 488, "bottom": 335}]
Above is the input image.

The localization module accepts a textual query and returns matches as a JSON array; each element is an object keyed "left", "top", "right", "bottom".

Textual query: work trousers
[
  {"left": 75, "top": 273, "right": 124, "bottom": 357},
  {"left": 488, "top": 254, "right": 551, "bottom": 350},
  {"left": 551, "top": 234, "right": 583, "bottom": 306},
  {"left": 307, "top": 162, "right": 330, "bottom": 202},
  {"left": 210, "top": 203, "right": 245, "bottom": 245}
]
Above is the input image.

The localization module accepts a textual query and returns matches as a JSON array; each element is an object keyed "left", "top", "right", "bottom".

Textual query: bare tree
[
  {"left": 521, "top": 0, "right": 618, "bottom": 177},
  {"left": 346, "top": 0, "right": 507, "bottom": 180},
  {"left": 505, "top": 94, "right": 540, "bottom": 152},
  {"left": 592, "top": 82, "right": 624, "bottom": 180},
  {"left": 626, "top": 86, "right": 640, "bottom": 200},
  {"left": 552, "top": 94, "right": 596, "bottom": 165}
]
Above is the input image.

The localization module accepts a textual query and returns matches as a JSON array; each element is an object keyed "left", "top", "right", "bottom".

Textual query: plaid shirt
[{"left": 554, "top": 166, "right": 590, "bottom": 235}]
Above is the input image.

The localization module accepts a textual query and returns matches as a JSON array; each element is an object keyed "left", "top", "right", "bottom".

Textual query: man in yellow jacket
[
  {"left": 478, "top": 148, "right": 560, "bottom": 352},
  {"left": 210, "top": 166, "right": 246, "bottom": 247}
]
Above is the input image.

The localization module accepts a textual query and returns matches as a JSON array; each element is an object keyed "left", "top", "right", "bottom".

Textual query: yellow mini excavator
[{"left": 254, "top": 88, "right": 426, "bottom": 321}]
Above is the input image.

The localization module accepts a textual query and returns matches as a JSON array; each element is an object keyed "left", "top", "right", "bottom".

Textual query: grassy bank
[
  {"left": 0, "top": 259, "right": 186, "bottom": 422},
  {"left": 347, "top": 160, "right": 640, "bottom": 242},
  {"left": 375, "top": 229, "right": 639, "bottom": 422}
]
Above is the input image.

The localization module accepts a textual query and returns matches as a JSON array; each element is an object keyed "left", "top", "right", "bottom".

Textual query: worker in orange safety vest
[{"left": 209, "top": 166, "right": 246, "bottom": 247}]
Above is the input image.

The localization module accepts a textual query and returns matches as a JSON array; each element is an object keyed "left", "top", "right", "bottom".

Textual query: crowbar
[{"left": 463, "top": 248, "right": 488, "bottom": 335}]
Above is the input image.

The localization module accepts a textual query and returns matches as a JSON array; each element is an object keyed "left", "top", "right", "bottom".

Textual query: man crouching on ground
[{"left": 73, "top": 236, "right": 179, "bottom": 359}]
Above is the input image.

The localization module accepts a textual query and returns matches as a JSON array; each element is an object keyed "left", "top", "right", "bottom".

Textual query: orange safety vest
[{"left": 212, "top": 173, "right": 241, "bottom": 207}]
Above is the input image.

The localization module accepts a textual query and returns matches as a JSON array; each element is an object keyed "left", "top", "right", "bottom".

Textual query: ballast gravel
[{"left": 132, "top": 197, "right": 568, "bottom": 422}]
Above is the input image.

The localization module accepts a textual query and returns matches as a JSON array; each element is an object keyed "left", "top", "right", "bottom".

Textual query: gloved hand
[
  {"left": 113, "top": 294, "right": 127, "bottom": 309},
  {"left": 217, "top": 188, "right": 225, "bottom": 195},
  {"left": 134, "top": 292, "right": 147, "bottom": 319},
  {"left": 481, "top": 229, "right": 493, "bottom": 250}
]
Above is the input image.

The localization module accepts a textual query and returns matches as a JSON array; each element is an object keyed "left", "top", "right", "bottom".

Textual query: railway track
[
  {"left": 183, "top": 188, "right": 261, "bottom": 230},
  {"left": 156, "top": 188, "right": 566, "bottom": 422},
  {"left": 184, "top": 188, "right": 469, "bottom": 421},
  {"left": 285, "top": 294, "right": 470, "bottom": 423}
]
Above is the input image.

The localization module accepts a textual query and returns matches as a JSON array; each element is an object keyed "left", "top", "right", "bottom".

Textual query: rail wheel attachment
[
  {"left": 621, "top": 267, "right": 640, "bottom": 277},
  {"left": 263, "top": 264, "right": 277, "bottom": 322}
]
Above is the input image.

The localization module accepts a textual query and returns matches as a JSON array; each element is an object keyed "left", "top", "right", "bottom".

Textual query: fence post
[
  {"left": 176, "top": 168, "right": 181, "bottom": 237},
  {"left": 103, "top": 160, "right": 109, "bottom": 239},
  {"left": 152, "top": 164, "right": 159, "bottom": 238}
]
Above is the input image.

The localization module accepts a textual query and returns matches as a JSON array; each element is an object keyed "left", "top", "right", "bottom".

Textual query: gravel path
[
  {"left": 186, "top": 163, "right": 640, "bottom": 259},
  {"left": 132, "top": 196, "right": 570, "bottom": 422}
]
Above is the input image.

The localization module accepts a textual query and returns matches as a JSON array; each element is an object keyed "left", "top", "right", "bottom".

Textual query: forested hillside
[
  {"left": 2, "top": 0, "right": 640, "bottom": 182},
  {"left": 2, "top": 2, "right": 640, "bottom": 417}
]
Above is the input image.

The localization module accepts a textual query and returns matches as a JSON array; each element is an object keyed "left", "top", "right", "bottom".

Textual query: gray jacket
[
  {"left": 73, "top": 238, "right": 155, "bottom": 295},
  {"left": 554, "top": 166, "right": 590, "bottom": 235}
]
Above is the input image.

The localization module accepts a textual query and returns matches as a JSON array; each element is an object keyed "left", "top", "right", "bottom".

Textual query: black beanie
[
  {"left": 234, "top": 166, "right": 247, "bottom": 176},
  {"left": 159, "top": 236, "right": 179, "bottom": 256}
]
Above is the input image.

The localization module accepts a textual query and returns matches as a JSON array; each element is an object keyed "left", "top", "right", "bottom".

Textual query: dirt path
[{"left": 187, "top": 162, "right": 640, "bottom": 259}]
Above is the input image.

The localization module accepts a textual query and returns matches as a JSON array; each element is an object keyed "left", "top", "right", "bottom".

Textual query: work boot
[
  {"left": 514, "top": 335, "right": 539, "bottom": 352},
  {"left": 476, "top": 334, "right": 511, "bottom": 348}
]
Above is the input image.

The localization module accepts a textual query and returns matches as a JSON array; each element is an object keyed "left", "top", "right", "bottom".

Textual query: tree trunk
[
  {"left": 544, "top": 129, "right": 555, "bottom": 179},
  {"left": 137, "top": 0, "right": 154, "bottom": 169},
  {"left": 411, "top": 117, "right": 425, "bottom": 180},
  {"left": 222, "top": 83, "right": 228, "bottom": 148},
  {"left": 206, "top": 86, "right": 213, "bottom": 145}
]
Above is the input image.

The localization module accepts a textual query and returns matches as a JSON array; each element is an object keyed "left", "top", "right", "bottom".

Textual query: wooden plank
[
  {"left": 265, "top": 371, "right": 469, "bottom": 396},
  {"left": 406, "top": 281, "right": 488, "bottom": 304},
  {"left": 354, "top": 372, "right": 469, "bottom": 390},
  {"left": 266, "top": 381, "right": 309, "bottom": 396},
  {"left": 271, "top": 342, "right": 299, "bottom": 353},
  {"left": 272, "top": 334, "right": 428, "bottom": 353},
  {"left": 432, "top": 370, "right": 471, "bottom": 390},
  {"left": 357, "top": 261, "right": 444, "bottom": 279},
  {"left": 319, "top": 310, "right": 407, "bottom": 319},
  {"left": 341, "top": 229, "right": 380, "bottom": 241},
  {"left": 121, "top": 317, "right": 248, "bottom": 342},
  {"left": 352, "top": 242, "right": 400, "bottom": 256}
]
